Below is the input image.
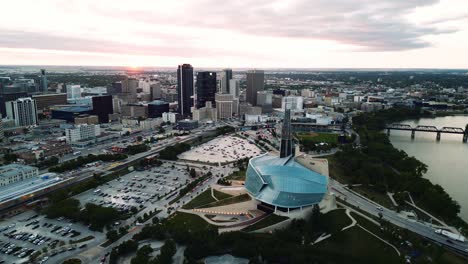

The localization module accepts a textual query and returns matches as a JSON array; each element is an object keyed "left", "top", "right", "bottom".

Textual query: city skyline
[{"left": 1, "top": 0, "right": 468, "bottom": 69}]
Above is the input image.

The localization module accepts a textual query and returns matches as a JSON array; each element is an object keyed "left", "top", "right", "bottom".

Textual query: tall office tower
[
  {"left": 66, "top": 85, "right": 82, "bottom": 100},
  {"left": 127, "top": 78, "right": 139, "bottom": 94},
  {"left": 246, "top": 70, "right": 264, "bottom": 106},
  {"left": 196, "top": 71, "right": 216, "bottom": 108},
  {"left": 5, "top": 98, "right": 38, "bottom": 127},
  {"left": 40, "top": 69, "right": 48, "bottom": 93},
  {"left": 220, "top": 68, "right": 233, "bottom": 94},
  {"left": 229, "top": 79, "right": 240, "bottom": 97},
  {"left": 150, "top": 83, "right": 162, "bottom": 100},
  {"left": 177, "top": 64, "right": 194, "bottom": 117},
  {"left": 280, "top": 109, "right": 293, "bottom": 158},
  {"left": 92, "top": 95, "right": 113, "bottom": 123}
]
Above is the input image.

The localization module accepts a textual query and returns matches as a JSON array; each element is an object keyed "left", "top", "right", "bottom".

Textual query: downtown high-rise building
[
  {"left": 196, "top": 71, "right": 217, "bottom": 108},
  {"left": 246, "top": 69, "right": 265, "bottom": 106},
  {"left": 220, "top": 68, "right": 233, "bottom": 94},
  {"left": 5, "top": 97, "right": 38, "bottom": 127},
  {"left": 92, "top": 95, "right": 113, "bottom": 123},
  {"left": 177, "top": 64, "right": 194, "bottom": 117},
  {"left": 40, "top": 69, "right": 47, "bottom": 93}
]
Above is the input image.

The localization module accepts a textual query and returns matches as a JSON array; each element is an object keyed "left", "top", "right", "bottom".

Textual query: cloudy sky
[{"left": 1, "top": 0, "right": 467, "bottom": 68}]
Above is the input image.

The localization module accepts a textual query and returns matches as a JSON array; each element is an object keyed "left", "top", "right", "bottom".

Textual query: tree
[
  {"left": 137, "top": 136, "right": 143, "bottom": 142},
  {"left": 156, "top": 239, "right": 176, "bottom": 264},
  {"left": 106, "top": 230, "right": 119, "bottom": 242},
  {"left": 189, "top": 168, "right": 196, "bottom": 178}
]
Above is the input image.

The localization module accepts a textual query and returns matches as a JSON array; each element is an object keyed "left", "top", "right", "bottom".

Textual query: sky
[{"left": 1, "top": 0, "right": 468, "bottom": 69}]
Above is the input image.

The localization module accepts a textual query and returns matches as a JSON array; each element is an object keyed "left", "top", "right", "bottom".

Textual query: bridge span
[{"left": 386, "top": 124, "right": 468, "bottom": 142}]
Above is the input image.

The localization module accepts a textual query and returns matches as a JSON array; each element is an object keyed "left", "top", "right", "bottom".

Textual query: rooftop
[{"left": 0, "top": 164, "right": 38, "bottom": 178}]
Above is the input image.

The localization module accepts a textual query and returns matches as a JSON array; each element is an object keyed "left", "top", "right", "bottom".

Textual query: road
[{"left": 329, "top": 179, "right": 468, "bottom": 256}]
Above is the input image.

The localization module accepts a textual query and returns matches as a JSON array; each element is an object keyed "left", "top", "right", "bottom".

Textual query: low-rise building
[
  {"left": 0, "top": 164, "right": 39, "bottom": 187},
  {"left": 162, "top": 112, "right": 177, "bottom": 124}
]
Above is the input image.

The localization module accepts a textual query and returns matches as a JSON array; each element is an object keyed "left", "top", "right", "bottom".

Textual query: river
[{"left": 388, "top": 115, "right": 468, "bottom": 221}]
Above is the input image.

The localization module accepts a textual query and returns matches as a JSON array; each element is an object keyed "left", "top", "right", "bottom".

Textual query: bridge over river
[{"left": 386, "top": 124, "right": 468, "bottom": 142}]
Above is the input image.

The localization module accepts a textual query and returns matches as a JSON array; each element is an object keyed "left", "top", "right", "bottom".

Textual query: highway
[{"left": 329, "top": 179, "right": 468, "bottom": 256}]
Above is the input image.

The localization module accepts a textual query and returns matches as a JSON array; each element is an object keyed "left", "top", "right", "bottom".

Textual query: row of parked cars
[
  {"left": 4, "top": 230, "right": 53, "bottom": 246},
  {"left": 0, "top": 240, "right": 35, "bottom": 259}
]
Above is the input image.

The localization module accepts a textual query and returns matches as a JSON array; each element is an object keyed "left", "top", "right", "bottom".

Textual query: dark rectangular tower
[
  {"left": 246, "top": 70, "right": 264, "bottom": 106},
  {"left": 92, "top": 95, "right": 113, "bottom": 123},
  {"left": 196, "top": 71, "right": 217, "bottom": 108},
  {"left": 177, "top": 64, "right": 194, "bottom": 117}
]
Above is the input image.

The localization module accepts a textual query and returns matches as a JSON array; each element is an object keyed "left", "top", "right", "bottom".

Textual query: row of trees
[
  {"left": 43, "top": 198, "right": 122, "bottom": 231},
  {"left": 49, "top": 153, "right": 127, "bottom": 173},
  {"left": 127, "top": 144, "right": 150, "bottom": 155},
  {"left": 215, "top": 126, "right": 235, "bottom": 136},
  {"left": 158, "top": 143, "right": 190, "bottom": 160}
]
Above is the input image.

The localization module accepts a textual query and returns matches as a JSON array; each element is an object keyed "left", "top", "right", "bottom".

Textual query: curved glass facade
[{"left": 245, "top": 154, "right": 328, "bottom": 208}]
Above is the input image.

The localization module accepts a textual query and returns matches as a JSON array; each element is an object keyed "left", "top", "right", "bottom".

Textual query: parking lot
[
  {"left": 178, "top": 135, "right": 263, "bottom": 164},
  {"left": 75, "top": 162, "right": 194, "bottom": 218},
  {"left": 0, "top": 210, "right": 103, "bottom": 264}
]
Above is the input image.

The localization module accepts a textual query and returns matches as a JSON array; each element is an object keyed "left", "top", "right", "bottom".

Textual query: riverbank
[
  {"left": 388, "top": 115, "right": 468, "bottom": 222},
  {"left": 343, "top": 108, "right": 468, "bottom": 231}
]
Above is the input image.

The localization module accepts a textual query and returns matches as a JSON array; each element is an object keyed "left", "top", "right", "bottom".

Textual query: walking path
[
  {"left": 405, "top": 201, "right": 452, "bottom": 230},
  {"left": 387, "top": 192, "right": 398, "bottom": 207},
  {"left": 357, "top": 224, "right": 401, "bottom": 256},
  {"left": 210, "top": 187, "right": 219, "bottom": 201},
  {"left": 342, "top": 209, "right": 357, "bottom": 231}
]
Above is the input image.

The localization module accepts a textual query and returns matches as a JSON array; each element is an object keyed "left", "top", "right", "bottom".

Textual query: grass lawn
[
  {"left": 213, "top": 189, "right": 233, "bottom": 200},
  {"left": 321, "top": 209, "right": 352, "bottom": 234},
  {"left": 166, "top": 212, "right": 215, "bottom": 232},
  {"left": 182, "top": 189, "right": 216, "bottom": 209},
  {"left": 203, "top": 194, "right": 251, "bottom": 208},
  {"left": 225, "top": 170, "right": 246, "bottom": 181},
  {"left": 243, "top": 214, "right": 289, "bottom": 232},
  {"left": 315, "top": 226, "right": 402, "bottom": 263}
]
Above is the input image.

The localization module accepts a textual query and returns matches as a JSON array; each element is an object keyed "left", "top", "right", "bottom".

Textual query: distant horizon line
[{"left": 1, "top": 64, "right": 467, "bottom": 72}]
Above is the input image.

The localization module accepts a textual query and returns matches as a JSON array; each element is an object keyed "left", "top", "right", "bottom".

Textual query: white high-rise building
[
  {"left": 215, "top": 93, "right": 239, "bottom": 119},
  {"left": 282, "top": 96, "right": 304, "bottom": 111},
  {"left": 5, "top": 98, "right": 38, "bottom": 127},
  {"left": 66, "top": 85, "right": 82, "bottom": 100},
  {"left": 65, "top": 124, "right": 101, "bottom": 143}
]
